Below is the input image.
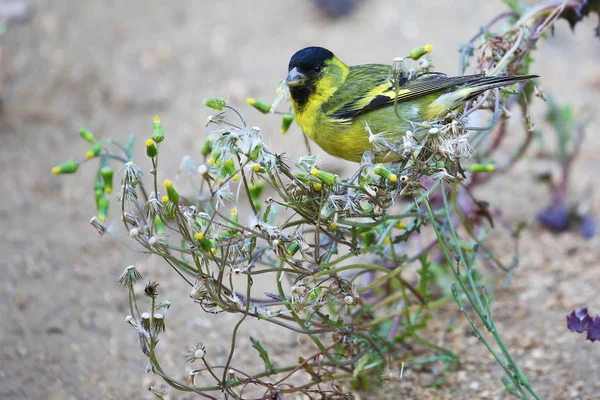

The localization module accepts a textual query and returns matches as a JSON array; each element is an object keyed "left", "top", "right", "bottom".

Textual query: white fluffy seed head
[{"left": 194, "top": 348, "right": 205, "bottom": 358}]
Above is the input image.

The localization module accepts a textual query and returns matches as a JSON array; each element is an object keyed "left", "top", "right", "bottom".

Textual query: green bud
[
  {"left": 100, "top": 166, "right": 114, "bottom": 194},
  {"left": 287, "top": 241, "right": 300, "bottom": 256},
  {"left": 146, "top": 139, "right": 158, "bottom": 158},
  {"left": 86, "top": 143, "right": 102, "bottom": 159},
  {"left": 200, "top": 139, "right": 213, "bottom": 157},
  {"left": 360, "top": 231, "right": 376, "bottom": 247},
  {"left": 204, "top": 98, "right": 227, "bottom": 111},
  {"left": 164, "top": 180, "right": 179, "bottom": 203},
  {"left": 247, "top": 98, "right": 272, "bottom": 114},
  {"left": 79, "top": 128, "right": 96, "bottom": 143},
  {"left": 374, "top": 164, "right": 398, "bottom": 182},
  {"left": 294, "top": 172, "right": 310, "bottom": 184},
  {"left": 280, "top": 113, "right": 294, "bottom": 134},
  {"left": 95, "top": 186, "right": 104, "bottom": 208},
  {"left": 52, "top": 160, "right": 79, "bottom": 175},
  {"left": 467, "top": 163, "right": 495, "bottom": 173},
  {"left": 310, "top": 168, "right": 337, "bottom": 186},
  {"left": 197, "top": 235, "right": 213, "bottom": 252},
  {"left": 222, "top": 158, "right": 236, "bottom": 177},
  {"left": 409, "top": 44, "right": 432, "bottom": 60},
  {"left": 97, "top": 196, "right": 109, "bottom": 223},
  {"left": 248, "top": 143, "right": 261, "bottom": 161},
  {"left": 154, "top": 215, "right": 165, "bottom": 235},
  {"left": 210, "top": 148, "right": 222, "bottom": 161},
  {"left": 152, "top": 116, "right": 164, "bottom": 143},
  {"left": 248, "top": 181, "right": 264, "bottom": 201},
  {"left": 230, "top": 207, "right": 238, "bottom": 225}
]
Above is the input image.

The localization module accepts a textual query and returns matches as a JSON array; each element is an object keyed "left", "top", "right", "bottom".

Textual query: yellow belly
[{"left": 295, "top": 103, "right": 420, "bottom": 163}]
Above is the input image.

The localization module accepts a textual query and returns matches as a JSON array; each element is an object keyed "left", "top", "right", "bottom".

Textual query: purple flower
[
  {"left": 567, "top": 308, "right": 592, "bottom": 333},
  {"left": 537, "top": 205, "right": 569, "bottom": 232},
  {"left": 587, "top": 316, "right": 600, "bottom": 342},
  {"left": 581, "top": 214, "right": 596, "bottom": 240}
]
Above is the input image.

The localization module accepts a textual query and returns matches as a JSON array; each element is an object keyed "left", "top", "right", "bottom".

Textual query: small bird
[{"left": 285, "top": 46, "right": 537, "bottom": 163}]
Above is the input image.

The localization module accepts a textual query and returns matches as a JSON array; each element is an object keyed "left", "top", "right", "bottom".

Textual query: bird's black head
[
  {"left": 286, "top": 47, "right": 335, "bottom": 108},
  {"left": 288, "top": 46, "right": 334, "bottom": 76}
]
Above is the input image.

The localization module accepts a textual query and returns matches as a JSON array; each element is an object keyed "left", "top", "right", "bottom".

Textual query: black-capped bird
[{"left": 285, "top": 46, "right": 537, "bottom": 163}]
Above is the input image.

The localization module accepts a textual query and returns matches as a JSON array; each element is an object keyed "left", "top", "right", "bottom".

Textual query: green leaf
[
  {"left": 417, "top": 252, "right": 433, "bottom": 300},
  {"left": 353, "top": 352, "right": 382, "bottom": 378},
  {"left": 503, "top": 0, "right": 528, "bottom": 15},
  {"left": 250, "top": 336, "right": 274, "bottom": 372},
  {"left": 125, "top": 134, "right": 135, "bottom": 160}
]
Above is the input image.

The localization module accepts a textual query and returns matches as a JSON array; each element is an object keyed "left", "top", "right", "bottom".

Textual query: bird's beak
[{"left": 285, "top": 67, "right": 305, "bottom": 87}]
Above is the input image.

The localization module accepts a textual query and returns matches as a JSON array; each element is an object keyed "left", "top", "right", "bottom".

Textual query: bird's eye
[{"left": 314, "top": 66, "right": 321, "bottom": 73}]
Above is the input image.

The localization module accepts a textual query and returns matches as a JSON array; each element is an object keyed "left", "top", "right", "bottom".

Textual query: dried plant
[{"left": 52, "top": 1, "right": 599, "bottom": 398}]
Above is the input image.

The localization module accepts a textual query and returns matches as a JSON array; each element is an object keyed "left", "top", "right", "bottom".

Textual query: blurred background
[{"left": 1, "top": 0, "right": 599, "bottom": 398}]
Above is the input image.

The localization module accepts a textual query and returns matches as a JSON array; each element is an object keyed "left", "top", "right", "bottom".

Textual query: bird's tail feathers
[{"left": 461, "top": 74, "right": 538, "bottom": 100}]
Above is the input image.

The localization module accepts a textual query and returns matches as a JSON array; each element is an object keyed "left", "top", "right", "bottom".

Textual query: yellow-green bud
[
  {"left": 200, "top": 139, "right": 212, "bottom": 157},
  {"left": 294, "top": 172, "right": 310, "bottom": 183},
  {"left": 222, "top": 158, "right": 236, "bottom": 177},
  {"left": 152, "top": 116, "right": 164, "bottom": 143},
  {"left": 287, "top": 241, "right": 300, "bottom": 256},
  {"left": 95, "top": 187, "right": 104, "bottom": 208},
  {"left": 280, "top": 113, "right": 294, "bottom": 134},
  {"left": 86, "top": 143, "right": 102, "bottom": 159},
  {"left": 374, "top": 164, "right": 398, "bottom": 182},
  {"left": 248, "top": 143, "right": 261, "bottom": 161},
  {"left": 248, "top": 181, "right": 264, "bottom": 201},
  {"left": 204, "top": 98, "right": 227, "bottom": 111},
  {"left": 409, "top": 44, "right": 432, "bottom": 60},
  {"left": 146, "top": 139, "right": 158, "bottom": 158},
  {"left": 210, "top": 148, "right": 221, "bottom": 161},
  {"left": 164, "top": 180, "right": 179, "bottom": 203},
  {"left": 310, "top": 168, "right": 337, "bottom": 186},
  {"left": 154, "top": 215, "right": 165, "bottom": 235},
  {"left": 230, "top": 207, "right": 238, "bottom": 224},
  {"left": 247, "top": 98, "right": 272, "bottom": 114},
  {"left": 79, "top": 128, "right": 96, "bottom": 143},
  {"left": 97, "top": 196, "right": 109, "bottom": 223},
  {"left": 313, "top": 182, "right": 323, "bottom": 191},
  {"left": 198, "top": 235, "right": 213, "bottom": 252},
  {"left": 52, "top": 160, "right": 79, "bottom": 175},
  {"left": 100, "top": 166, "right": 114, "bottom": 194},
  {"left": 361, "top": 231, "right": 376, "bottom": 247},
  {"left": 467, "top": 163, "right": 495, "bottom": 173}
]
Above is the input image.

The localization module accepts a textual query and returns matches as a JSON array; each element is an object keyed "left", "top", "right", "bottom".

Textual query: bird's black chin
[{"left": 289, "top": 85, "right": 313, "bottom": 111}]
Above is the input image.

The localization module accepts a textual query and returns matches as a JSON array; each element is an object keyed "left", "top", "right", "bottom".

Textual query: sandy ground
[{"left": 1, "top": 0, "right": 599, "bottom": 399}]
